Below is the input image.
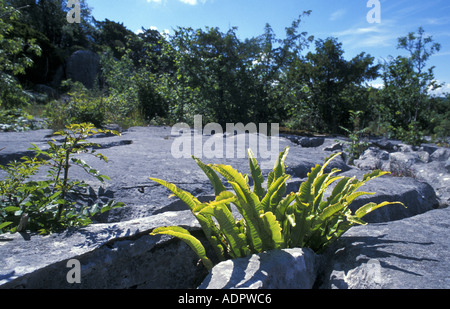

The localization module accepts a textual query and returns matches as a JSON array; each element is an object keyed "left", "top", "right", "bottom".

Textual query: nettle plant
[
  {"left": 0, "top": 123, "right": 124, "bottom": 234},
  {"left": 150, "top": 147, "right": 404, "bottom": 270}
]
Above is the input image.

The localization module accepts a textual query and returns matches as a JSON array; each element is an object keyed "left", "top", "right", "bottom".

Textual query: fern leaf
[
  {"left": 345, "top": 191, "right": 375, "bottom": 205},
  {"left": 260, "top": 211, "right": 285, "bottom": 250},
  {"left": 261, "top": 174, "right": 290, "bottom": 212},
  {"left": 227, "top": 182, "right": 264, "bottom": 252},
  {"left": 355, "top": 201, "right": 406, "bottom": 219},
  {"left": 193, "top": 156, "right": 227, "bottom": 196},
  {"left": 211, "top": 164, "right": 248, "bottom": 190},
  {"left": 317, "top": 201, "right": 347, "bottom": 222},
  {"left": 199, "top": 204, "right": 249, "bottom": 258},
  {"left": 150, "top": 226, "right": 213, "bottom": 270},
  {"left": 363, "top": 170, "right": 390, "bottom": 182},
  {"left": 247, "top": 149, "right": 265, "bottom": 199},
  {"left": 149, "top": 178, "right": 201, "bottom": 211},
  {"left": 273, "top": 147, "right": 289, "bottom": 178},
  {"left": 274, "top": 192, "right": 296, "bottom": 222}
]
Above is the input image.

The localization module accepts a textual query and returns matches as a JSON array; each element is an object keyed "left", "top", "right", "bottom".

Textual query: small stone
[{"left": 198, "top": 248, "right": 319, "bottom": 289}]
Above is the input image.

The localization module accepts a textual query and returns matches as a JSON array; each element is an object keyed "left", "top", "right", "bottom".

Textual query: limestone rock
[
  {"left": 198, "top": 248, "right": 319, "bottom": 289},
  {"left": 430, "top": 148, "right": 449, "bottom": 162},
  {"left": 335, "top": 169, "right": 439, "bottom": 223},
  {"left": 1, "top": 126, "right": 448, "bottom": 290},
  {"left": 66, "top": 50, "right": 100, "bottom": 89},
  {"left": 354, "top": 143, "right": 449, "bottom": 208},
  {"left": 318, "top": 207, "right": 450, "bottom": 289},
  {"left": 0, "top": 129, "right": 53, "bottom": 166},
  {"left": 323, "top": 142, "right": 343, "bottom": 152},
  {"left": 354, "top": 147, "right": 390, "bottom": 171},
  {"left": 0, "top": 211, "right": 205, "bottom": 289}
]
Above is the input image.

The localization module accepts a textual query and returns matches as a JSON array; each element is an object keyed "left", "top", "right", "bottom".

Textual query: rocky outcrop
[
  {"left": 0, "top": 127, "right": 448, "bottom": 289},
  {"left": 0, "top": 211, "right": 206, "bottom": 289},
  {"left": 66, "top": 50, "right": 100, "bottom": 89},
  {"left": 317, "top": 207, "right": 450, "bottom": 289},
  {"left": 199, "top": 248, "right": 319, "bottom": 289},
  {"left": 332, "top": 169, "right": 439, "bottom": 223},
  {"left": 355, "top": 143, "right": 450, "bottom": 207}
]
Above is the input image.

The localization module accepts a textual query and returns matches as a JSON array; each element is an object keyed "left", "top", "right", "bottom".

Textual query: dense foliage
[
  {"left": 0, "top": 0, "right": 448, "bottom": 141},
  {"left": 150, "top": 148, "right": 404, "bottom": 270},
  {"left": 0, "top": 123, "right": 124, "bottom": 234}
]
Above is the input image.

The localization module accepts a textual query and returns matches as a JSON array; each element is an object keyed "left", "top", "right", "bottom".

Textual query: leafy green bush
[
  {"left": 339, "top": 110, "right": 370, "bottom": 165},
  {"left": 0, "top": 1, "right": 41, "bottom": 110},
  {"left": 149, "top": 148, "right": 404, "bottom": 270},
  {"left": 45, "top": 81, "right": 105, "bottom": 129},
  {"left": 0, "top": 108, "right": 35, "bottom": 132},
  {"left": 0, "top": 123, "right": 124, "bottom": 234},
  {"left": 394, "top": 121, "right": 424, "bottom": 147}
]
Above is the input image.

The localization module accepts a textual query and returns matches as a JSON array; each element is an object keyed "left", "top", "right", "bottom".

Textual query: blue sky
[{"left": 90, "top": 0, "right": 450, "bottom": 94}]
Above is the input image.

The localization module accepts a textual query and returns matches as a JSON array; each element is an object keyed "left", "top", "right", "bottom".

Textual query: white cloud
[
  {"left": 135, "top": 26, "right": 170, "bottom": 37},
  {"left": 424, "top": 17, "right": 450, "bottom": 25},
  {"left": 161, "top": 29, "right": 171, "bottom": 37},
  {"left": 430, "top": 82, "right": 450, "bottom": 97},
  {"left": 367, "top": 81, "right": 384, "bottom": 89},
  {"left": 146, "top": 0, "right": 207, "bottom": 5},
  {"left": 332, "top": 19, "right": 402, "bottom": 50},
  {"left": 333, "top": 24, "right": 384, "bottom": 37},
  {"left": 434, "top": 51, "right": 450, "bottom": 57},
  {"left": 329, "top": 9, "right": 346, "bottom": 21},
  {"left": 178, "top": 0, "right": 207, "bottom": 5}
]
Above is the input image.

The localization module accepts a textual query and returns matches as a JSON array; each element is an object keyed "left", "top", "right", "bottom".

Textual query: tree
[
  {"left": 252, "top": 12, "right": 314, "bottom": 125},
  {"left": 289, "top": 37, "right": 379, "bottom": 132},
  {"left": 0, "top": 0, "right": 41, "bottom": 108},
  {"left": 94, "top": 19, "right": 135, "bottom": 59},
  {"left": 377, "top": 27, "right": 442, "bottom": 144},
  {"left": 397, "top": 26, "right": 441, "bottom": 122},
  {"left": 5, "top": 0, "right": 95, "bottom": 86}
]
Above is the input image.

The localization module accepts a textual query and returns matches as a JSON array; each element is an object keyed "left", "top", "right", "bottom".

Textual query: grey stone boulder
[
  {"left": 284, "top": 148, "right": 351, "bottom": 179},
  {"left": 66, "top": 50, "right": 100, "bottom": 89},
  {"left": 412, "top": 162, "right": 450, "bottom": 208},
  {"left": 370, "top": 138, "right": 401, "bottom": 151},
  {"left": 334, "top": 169, "right": 439, "bottom": 223},
  {"left": 353, "top": 144, "right": 449, "bottom": 208},
  {"left": 389, "top": 152, "right": 420, "bottom": 175},
  {"left": 298, "top": 137, "right": 325, "bottom": 148},
  {"left": 198, "top": 248, "right": 319, "bottom": 289},
  {"left": 420, "top": 144, "right": 438, "bottom": 156},
  {"left": 0, "top": 211, "right": 207, "bottom": 289},
  {"left": 323, "top": 142, "right": 343, "bottom": 152},
  {"left": 354, "top": 147, "right": 390, "bottom": 171},
  {"left": 317, "top": 207, "right": 450, "bottom": 289},
  {"left": 282, "top": 135, "right": 325, "bottom": 148},
  {"left": 1, "top": 126, "right": 349, "bottom": 222},
  {"left": 0, "top": 129, "right": 54, "bottom": 166},
  {"left": 430, "top": 148, "right": 450, "bottom": 162},
  {"left": 35, "top": 84, "right": 58, "bottom": 99}
]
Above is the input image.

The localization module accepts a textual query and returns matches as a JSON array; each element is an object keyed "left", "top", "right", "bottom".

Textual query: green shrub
[
  {"left": 0, "top": 123, "right": 124, "bottom": 234},
  {"left": 149, "top": 148, "right": 404, "bottom": 270},
  {"left": 45, "top": 81, "right": 105, "bottom": 129},
  {"left": 394, "top": 121, "right": 424, "bottom": 147},
  {"left": 0, "top": 108, "right": 35, "bottom": 132},
  {"left": 339, "top": 110, "right": 370, "bottom": 165}
]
